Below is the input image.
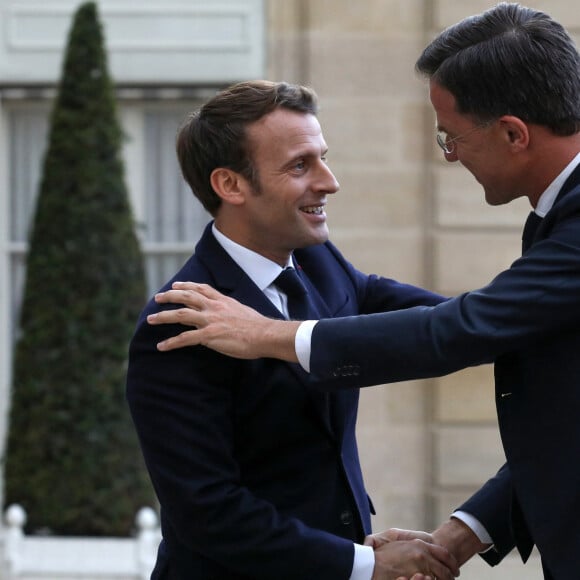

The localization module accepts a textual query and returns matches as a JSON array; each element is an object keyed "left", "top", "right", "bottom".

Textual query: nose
[{"left": 316, "top": 161, "right": 340, "bottom": 194}]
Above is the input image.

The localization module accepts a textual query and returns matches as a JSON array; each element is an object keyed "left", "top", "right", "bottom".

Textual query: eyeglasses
[{"left": 436, "top": 122, "right": 492, "bottom": 154}]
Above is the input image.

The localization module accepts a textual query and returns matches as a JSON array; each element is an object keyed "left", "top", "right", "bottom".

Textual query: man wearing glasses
[{"left": 147, "top": 3, "right": 580, "bottom": 579}]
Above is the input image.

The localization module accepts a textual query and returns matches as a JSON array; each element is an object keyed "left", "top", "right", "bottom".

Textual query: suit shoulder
[{"left": 294, "top": 240, "right": 348, "bottom": 265}]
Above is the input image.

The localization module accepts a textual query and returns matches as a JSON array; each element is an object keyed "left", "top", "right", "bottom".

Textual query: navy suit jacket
[
  {"left": 310, "top": 163, "right": 580, "bottom": 579},
  {"left": 126, "top": 224, "right": 444, "bottom": 580}
]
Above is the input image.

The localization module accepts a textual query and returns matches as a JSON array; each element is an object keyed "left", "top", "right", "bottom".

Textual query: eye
[{"left": 293, "top": 160, "right": 306, "bottom": 171}]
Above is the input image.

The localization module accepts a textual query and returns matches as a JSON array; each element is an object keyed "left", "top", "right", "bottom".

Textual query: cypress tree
[{"left": 3, "top": 1, "right": 154, "bottom": 536}]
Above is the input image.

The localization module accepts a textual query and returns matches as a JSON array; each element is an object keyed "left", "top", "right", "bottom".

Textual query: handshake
[{"left": 365, "top": 518, "right": 489, "bottom": 580}]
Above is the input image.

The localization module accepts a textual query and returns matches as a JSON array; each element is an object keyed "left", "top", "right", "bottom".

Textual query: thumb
[{"left": 363, "top": 531, "right": 391, "bottom": 548}]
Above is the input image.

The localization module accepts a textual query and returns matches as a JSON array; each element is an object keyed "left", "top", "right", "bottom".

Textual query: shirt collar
[
  {"left": 211, "top": 223, "right": 292, "bottom": 291},
  {"left": 535, "top": 151, "right": 580, "bottom": 217}
]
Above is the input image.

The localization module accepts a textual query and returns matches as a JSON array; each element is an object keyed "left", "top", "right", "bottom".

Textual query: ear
[
  {"left": 210, "top": 168, "right": 247, "bottom": 206},
  {"left": 498, "top": 115, "right": 530, "bottom": 151}
]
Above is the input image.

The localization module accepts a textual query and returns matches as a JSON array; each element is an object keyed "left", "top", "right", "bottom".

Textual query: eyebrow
[{"left": 289, "top": 146, "right": 329, "bottom": 160}]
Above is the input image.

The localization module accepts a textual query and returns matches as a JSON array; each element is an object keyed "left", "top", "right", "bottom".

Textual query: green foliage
[{"left": 3, "top": 1, "right": 154, "bottom": 536}]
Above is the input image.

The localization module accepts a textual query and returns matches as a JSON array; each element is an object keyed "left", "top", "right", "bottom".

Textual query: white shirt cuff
[
  {"left": 295, "top": 320, "right": 317, "bottom": 372},
  {"left": 349, "top": 543, "right": 374, "bottom": 580},
  {"left": 452, "top": 511, "right": 493, "bottom": 550}
]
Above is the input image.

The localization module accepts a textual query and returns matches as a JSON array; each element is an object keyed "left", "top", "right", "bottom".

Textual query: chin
[
  {"left": 313, "top": 229, "right": 330, "bottom": 245},
  {"left": 297, "top": 231, "right": 329, "bottom": 249},
  {"left": 484, "top": 190, "right": 507, "bottom": 206}
]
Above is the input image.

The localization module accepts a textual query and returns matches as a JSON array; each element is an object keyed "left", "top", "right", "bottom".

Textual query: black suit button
[{"left": 340, "top": 510, "right": 353, "bottom": 525}]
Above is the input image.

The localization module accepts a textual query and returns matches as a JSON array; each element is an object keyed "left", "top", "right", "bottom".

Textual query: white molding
[
  {"left": 7, "top": 4, "right": 254, "bottom": 52},
  {"left": 0, "top": 0, "right": 265, "bottom": 84}
]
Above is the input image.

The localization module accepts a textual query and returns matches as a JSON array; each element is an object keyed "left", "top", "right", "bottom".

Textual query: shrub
[{"left": 3, "top": 1, "right": 154, "bottom": 536}]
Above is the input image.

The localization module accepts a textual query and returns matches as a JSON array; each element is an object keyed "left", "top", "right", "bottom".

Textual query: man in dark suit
[
  {"left": 127, "top": 80, "right": 458, "bottom": 580},
  {"left": 147, "top": 5, "right": 580, "bottom": 580}
]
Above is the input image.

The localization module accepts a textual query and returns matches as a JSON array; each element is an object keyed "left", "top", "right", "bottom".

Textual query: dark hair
[
  {"left": 416, "top": 2, "right": 580, "bottom": 135},
  {"left": 176, "top": 80, "right": 319, "bottom": 215}
]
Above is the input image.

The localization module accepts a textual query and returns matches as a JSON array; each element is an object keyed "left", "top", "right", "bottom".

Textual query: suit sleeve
[
  {"left": 310, "top": 209, "right": 580, "bottom": 388},
  {"left": 126, "top": 315, "right": 355, "bottom": 580}
]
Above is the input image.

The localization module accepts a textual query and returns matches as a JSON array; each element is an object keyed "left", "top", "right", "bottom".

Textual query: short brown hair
[{"left": 176, "top": 80, "right": 319, "bottom": 215}]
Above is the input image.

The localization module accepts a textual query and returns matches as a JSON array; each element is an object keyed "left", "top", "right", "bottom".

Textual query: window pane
[
  {"left": 9, "top": 107, "right": 50, "bottom": 241},
  {"left": 8, "top": 107, "right": 50, "bottom": 340},
  {"left": 142, "top": 108, "right": 210, "bottom": 293},
  {"left": 144, "top": 110, "right": 210, "bottom": 245}
]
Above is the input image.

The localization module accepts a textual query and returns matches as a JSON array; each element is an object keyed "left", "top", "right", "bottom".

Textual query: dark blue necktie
[
  {"left": 275, "top": 266, "right": 333, "bottom": 431},
  {"left": 522, "top": 211, "right": 543, "bottom": 252},
  {"left": 275, "top": 267, "right": 310, "bottom": 320}
]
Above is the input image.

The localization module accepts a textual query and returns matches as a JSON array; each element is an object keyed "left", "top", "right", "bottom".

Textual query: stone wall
[{"left": 266, "top": 1, "right": 577, "bottom": 577}]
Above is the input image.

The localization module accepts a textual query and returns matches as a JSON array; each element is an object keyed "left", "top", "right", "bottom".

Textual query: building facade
[{"left": 1, "top": 1, "right": 578, "bottom": 577}]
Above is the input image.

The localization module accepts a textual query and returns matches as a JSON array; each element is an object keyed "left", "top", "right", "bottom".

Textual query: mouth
[{"left": 300, "top": 204, "right": 325, "bottom": 216}]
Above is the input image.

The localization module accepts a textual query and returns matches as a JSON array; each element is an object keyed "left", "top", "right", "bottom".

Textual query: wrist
[
  {"left": 262, "top": 319, "right": 300, "bottom": 362},
  {"left": 432, "top": 518, "right": 487, "bottom": 566}
]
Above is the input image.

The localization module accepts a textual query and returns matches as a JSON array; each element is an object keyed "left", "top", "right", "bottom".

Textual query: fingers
[
  {"left": 146, "top": 284, "right": 212, "bottom": 351},
  {"left": 146, "top": 280, "right": 294, "bottom": 360},
  {"left": 383, "top": 530, "right": 457, "bottom": 577},
  {"left": 372, "top": 539, "right": 459, "bottom": 580},
  {"left": 152, "top": 281, "right": 221, "bottom": 309},
  {"left": 156, "top": 329, "right": 201, "bottom": 351},
  {"left": 426, "top": 541, "right": 459, "bottom": 577},
  {"left": 148, "top": 307, "right": 202, "bottom": 328},
  {"left": 388, "top": 528, "right": 434, "bottom": 543},
  {"left": 366, "top": 528, "right": 434, "bottom": 549},
  {"left": 148, "top": 283, "right": 214, "bottom": 331},
  {"left": 172, "top": 281, "right": 223, "bottom": 298},
  {"left": 154, "top": 289, "right": 203, "bottom": 310}
]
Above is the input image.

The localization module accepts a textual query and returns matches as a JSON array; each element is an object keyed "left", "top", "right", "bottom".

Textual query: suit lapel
[{"left": 195, "top": 225, "right": 336, "bottom": 438}]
